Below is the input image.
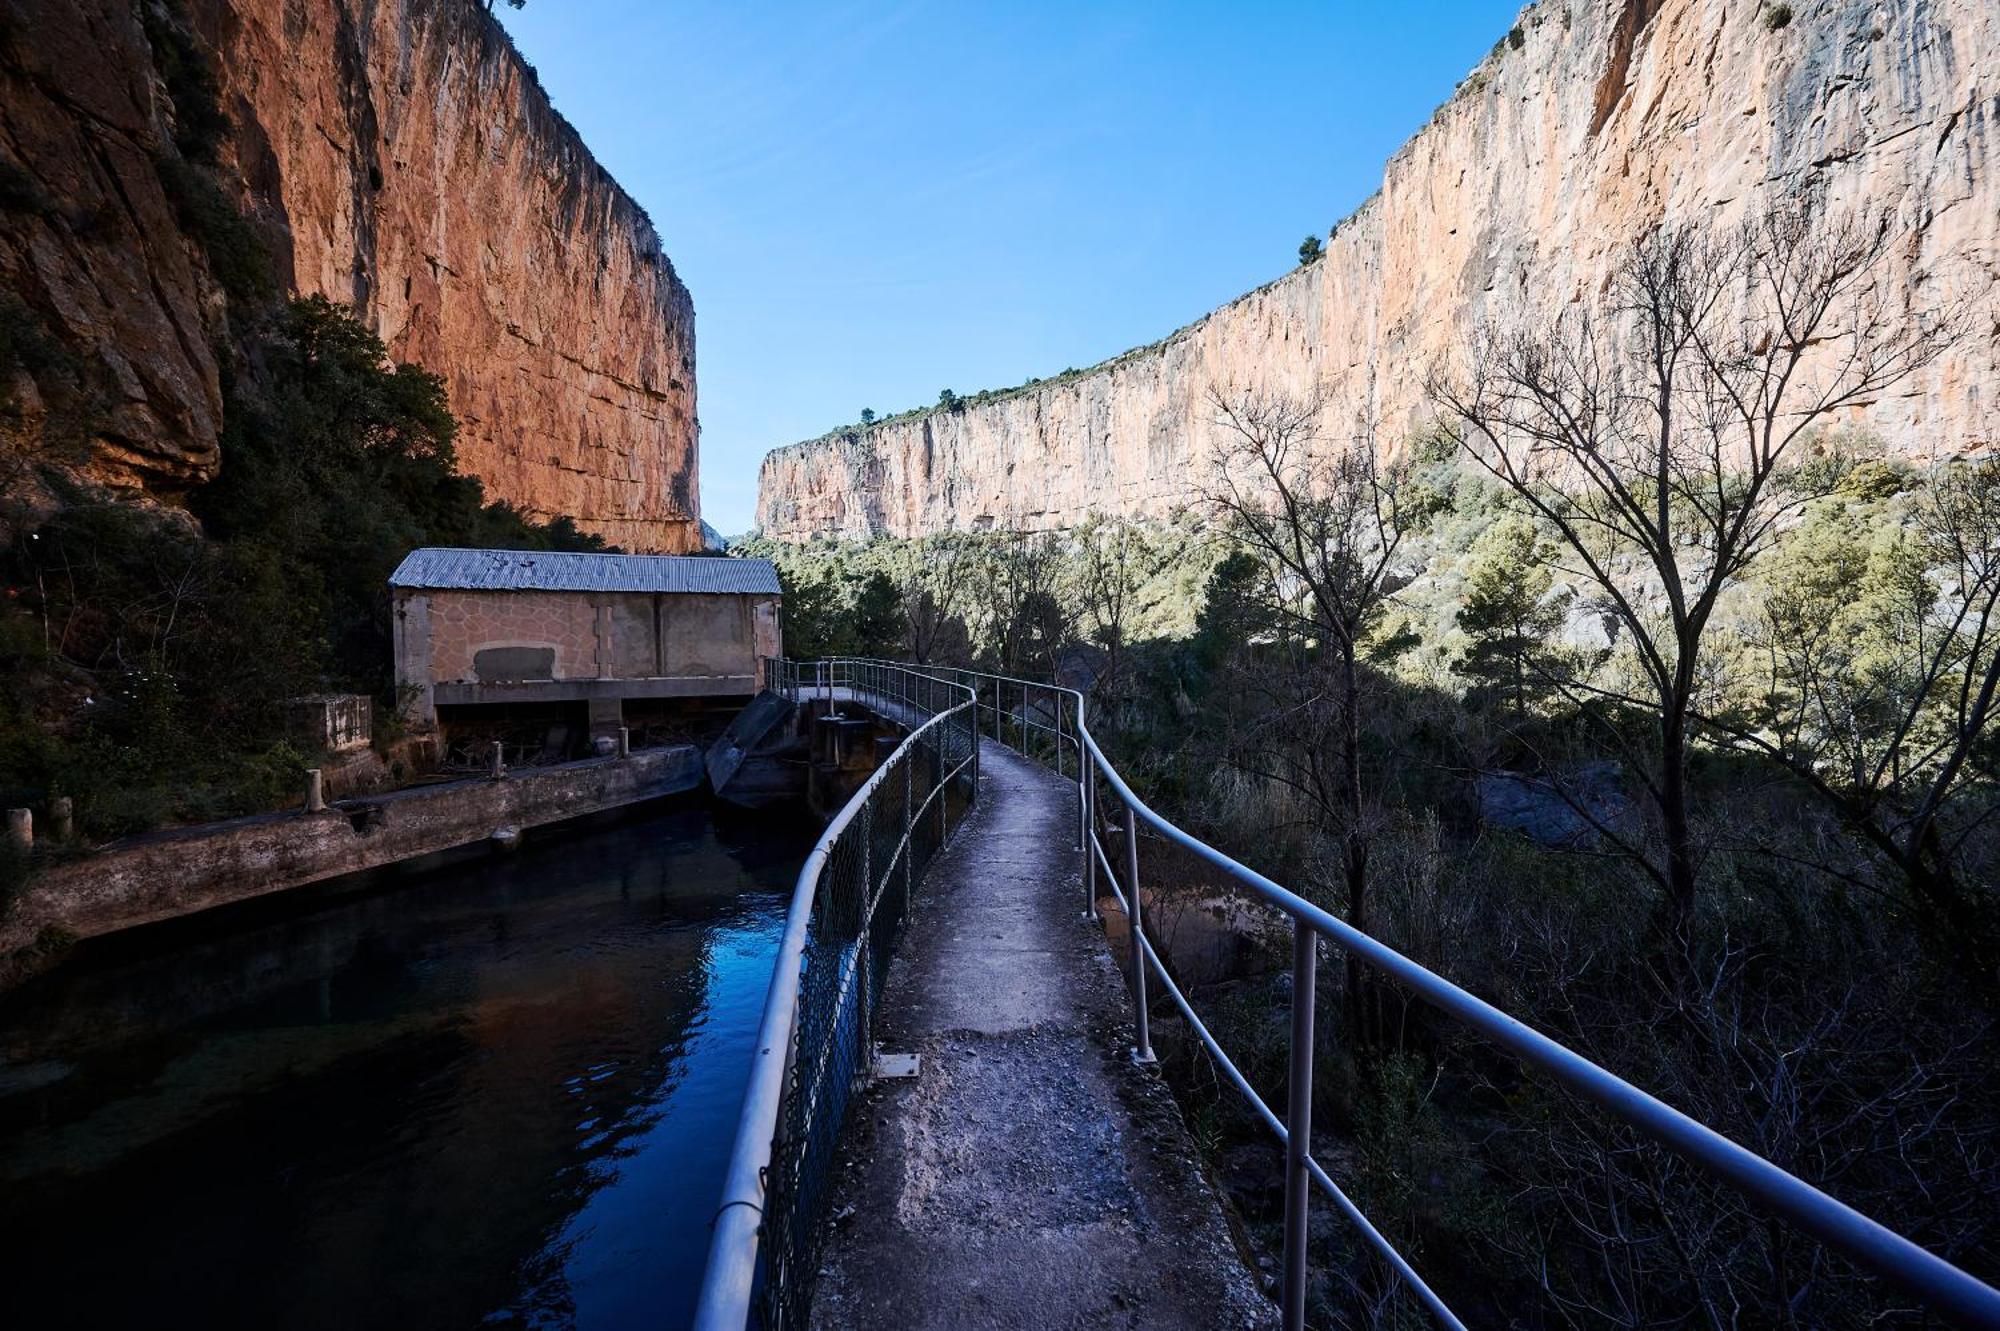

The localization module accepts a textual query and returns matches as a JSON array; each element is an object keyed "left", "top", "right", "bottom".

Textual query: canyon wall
[
  {"left": 0, "top": 0, "right": 698, "bottom": 550},
  {"left": 756, "top": 0, "right": 1999, "bottom": 541}
]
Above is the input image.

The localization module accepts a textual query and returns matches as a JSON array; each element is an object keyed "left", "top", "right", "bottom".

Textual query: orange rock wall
[
  {"left": 757, "top": 0, "right": 1999, "bottom": 540},
  {"left": 192, "top": 0, "right": 700, "bottom": 551},
  {"left": 0, "top": 0, "right": 698, "bottom": 549}
]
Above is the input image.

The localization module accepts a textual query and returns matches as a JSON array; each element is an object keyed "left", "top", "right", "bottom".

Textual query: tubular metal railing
[
  {"left": 694, "top": 660, "right": 978, "bottom": 1331},
  {"left": 797, "top": 659, "right": 2000, "bottom": 1331}
]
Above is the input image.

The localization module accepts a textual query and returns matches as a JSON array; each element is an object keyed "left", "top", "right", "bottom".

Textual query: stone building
[{"left": 390, "top": 548, "right": 781, "bottom": 739}]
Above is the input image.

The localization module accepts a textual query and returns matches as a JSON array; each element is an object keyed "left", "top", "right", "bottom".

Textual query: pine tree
[{"left": 1454, "top": 517, "right": 1569, "bottom": 720}]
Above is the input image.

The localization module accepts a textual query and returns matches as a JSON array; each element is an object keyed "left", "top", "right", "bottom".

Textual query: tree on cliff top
[{"left": 1298, "top": 234, "right": 1325, "bottom": 265}]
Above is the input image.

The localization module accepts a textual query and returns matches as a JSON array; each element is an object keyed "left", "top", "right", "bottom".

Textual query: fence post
[
  {"left": 489, "top": 741, "right": 505, "bottom": 780},
  {"left": 1069, "top": 709, "right": 1082, "bottom": 850},
  {"left": 1281, "top": 919, "right": 1317, "bottom": 1331},
  {"left": 936, "top": 730, "right": 948, "bottom": 846},
  {"left": 305, "top": 769, "right": 326, "bottom": 813},
  {"left": 1056, "top": 695, "right": 1072, "bottom": 779},
  {"left": 6, "top": 807, "right": 30, "bottom": 851},
  {"left": 1124, "top": 805, "right": 1156, "bottom": 1065},
  {"left": 858, "top": 799, "right": 874, "bottom": 1081},
  {"left": 1081, "top": 748, "right": 1099, "bottom": 922},
  {"left": 903, "top": 749, "right": 914, "bottom": 911}
]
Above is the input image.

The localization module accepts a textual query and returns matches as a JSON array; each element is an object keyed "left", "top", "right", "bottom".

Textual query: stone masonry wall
[{"left": 419, "top": 589, "right": 603, "bottom": 684}]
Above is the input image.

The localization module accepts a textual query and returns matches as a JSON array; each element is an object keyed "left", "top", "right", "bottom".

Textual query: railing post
[
  {"left": 935, "top": 729, "right": 948, "bottom": 846},
  {"left": 1281, "top": 919, "right": 1317, "bottom": 1331},
  {"left": 1053, "top": 692, "right": 1064, "bottom": 779},
  {"left": 1070, "top": 708, "right": 1082, "bottom": 850},
  {"left": 1124, "top": 804, "right": 1156, "bottom": 1065},
  {"left": 857, "top": 798, "right": 874, "bottom": 1081},
  {"left": 1081, "top": 747, "right": 1099, "bottom": 922},
  {"left": 903, "top": 748, "right": 914, "bottom": 910}
]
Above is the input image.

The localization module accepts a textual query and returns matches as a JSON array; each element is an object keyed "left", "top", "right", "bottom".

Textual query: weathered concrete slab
[
  {"left": 810, "top": 743, "right": 1275, "bottom": 1330},
  {"left": 705, "top": 688, "right": 796, "bottom": 793},
  {"left": 0, "top": 745, "right": 704, "bottom": 964}
]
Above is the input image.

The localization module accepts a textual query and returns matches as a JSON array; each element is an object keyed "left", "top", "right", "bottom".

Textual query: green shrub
[
  {"left": 2, "top": 297, "right": 603, "bottom": 840},
  {"left": 154, "top": 154, "right": 275, "bottom": 303},
  {"left": 1764, "top": 3, "right": 1793, "bottom": 30},
  {"left": 139, "top": 0, "right": 230, "bottom": 162}
]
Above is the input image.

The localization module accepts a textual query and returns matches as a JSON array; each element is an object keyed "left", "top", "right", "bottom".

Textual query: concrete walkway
[{"left": 810, "top": 743, "right": 1276, "bottom": 1330}]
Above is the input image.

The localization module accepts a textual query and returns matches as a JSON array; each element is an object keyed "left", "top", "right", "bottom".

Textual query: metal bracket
[{"left": 870, "top": 1051, "right": 921, "bottom": 1080}]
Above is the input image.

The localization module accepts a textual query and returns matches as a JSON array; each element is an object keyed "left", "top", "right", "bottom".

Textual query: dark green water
[{"left": 0, "top": 799, "right": 814, "bottom": 1330}]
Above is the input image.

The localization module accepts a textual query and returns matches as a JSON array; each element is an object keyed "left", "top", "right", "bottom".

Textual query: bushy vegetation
[
  {"left": 751, "top": 210, "right": 1998, "bottom": 1325},
  {"left": 0, "top": 1, "right": 603, "bottom": 851},
  {"left": 153, "top": 153, "right": 275, "bottom": 303},
  {"left": 138, "top": 0, "right": 229, "bottom": 162},
  {"left": 0, "top": 297, "right": 601, "bottom": 842}
]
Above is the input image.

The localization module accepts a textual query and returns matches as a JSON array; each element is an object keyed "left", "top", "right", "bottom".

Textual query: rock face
[
  {"left": 0, "top": 0, "right": 699, "bottom": 550},
  {"left": 757, "top": 0, "right": 1999, "bottom": 540},
  {"left": 0, "top": 0, "right": 227, "bottom": 497}
]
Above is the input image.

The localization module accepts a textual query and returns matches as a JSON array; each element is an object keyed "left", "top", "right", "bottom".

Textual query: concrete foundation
[{"left": 0, "top": 745, "right": 705, "bottom": 968}]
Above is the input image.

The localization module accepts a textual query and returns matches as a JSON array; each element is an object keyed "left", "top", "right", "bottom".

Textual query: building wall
[
  {"left": 392, "top": 587, "right": 781, "bottom": 727},
  {"left": 420, "top": 589, "right": 603, "bottom": 685}
]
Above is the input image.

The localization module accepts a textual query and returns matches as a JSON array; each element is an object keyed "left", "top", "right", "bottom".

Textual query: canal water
[{"left": 0, "top": 797, "right": 816, "bottom": 1330}]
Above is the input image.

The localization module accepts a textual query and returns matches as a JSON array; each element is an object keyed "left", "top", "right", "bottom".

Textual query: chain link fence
[{"left": 697, "top": 661, "right": 977, "bottom": 1331}]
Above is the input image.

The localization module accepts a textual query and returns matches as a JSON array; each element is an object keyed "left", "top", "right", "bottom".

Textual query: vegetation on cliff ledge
[
  {"left": 0, "top": 297, "right": 601, "bottom": 857},
  {"left": 0, "top": 1, "right": 606, "bottom": 867}
]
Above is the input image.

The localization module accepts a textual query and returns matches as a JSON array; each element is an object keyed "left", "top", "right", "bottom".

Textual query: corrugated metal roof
[{"left": 389, "top": 548, "right": 781, "bottom": 595}]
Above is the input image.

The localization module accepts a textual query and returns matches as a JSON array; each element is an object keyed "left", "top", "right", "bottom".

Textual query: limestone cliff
[
  {"left": 756, "top": 0, "right": 1998, "bottom": 541},
  {"left": 0, "top": 0, "right": 698, "bottom": 550}
]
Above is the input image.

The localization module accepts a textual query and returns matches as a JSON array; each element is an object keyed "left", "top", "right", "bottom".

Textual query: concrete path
[{"left": 810, "top": 743, "right": 1276, "bottom": 1330}]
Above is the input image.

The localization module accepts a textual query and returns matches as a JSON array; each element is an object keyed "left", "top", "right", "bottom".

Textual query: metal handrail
[
  {"left": 835, "top": 659, "right": 2000, "bottom": 1331},
  {"left": 694, "top": 660, "right": 978, "bottom": 1331}
]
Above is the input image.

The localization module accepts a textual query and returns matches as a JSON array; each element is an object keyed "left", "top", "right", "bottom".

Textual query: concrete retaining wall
[{"left": 0, "top": 745, "right": 705, "bottom": 962}]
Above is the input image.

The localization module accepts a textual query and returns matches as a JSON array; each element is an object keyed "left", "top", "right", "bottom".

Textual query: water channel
[{"left": 0, "top": 796, "right": 816, "bottom": 1329}]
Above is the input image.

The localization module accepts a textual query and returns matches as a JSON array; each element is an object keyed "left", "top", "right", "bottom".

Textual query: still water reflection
[{"left": 0, "top": 798, "right": 813, "bottom": 1330}]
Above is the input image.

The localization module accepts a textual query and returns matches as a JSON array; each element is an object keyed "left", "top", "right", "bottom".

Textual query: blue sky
[{"left": 495, "top": 2, "right": 1524, "bottom": 535}]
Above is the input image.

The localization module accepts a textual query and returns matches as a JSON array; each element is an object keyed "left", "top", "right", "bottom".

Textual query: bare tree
[
  {"left": 974, "top": 531, "right": 1071, "bottom": 677},
  {"left": 1073, "top": 515, "right": 1163, "bottom": 711},
  {"left": 1705, "top": 458, "right": 1999, "bottom": 934},
  {"left": 1205, "top": 386, "right": 1409, "bottom": 1032},
  {"left": 1430, "top": 206, "right": 1954, "bottom": 946},
  {"left": 899, "top": 534, "right": 973, "bottom": 664}
]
